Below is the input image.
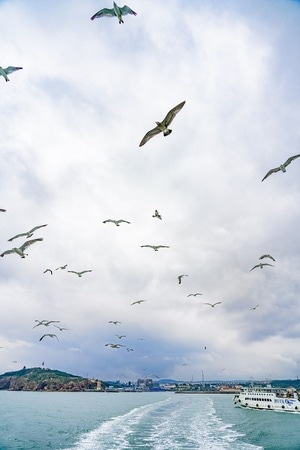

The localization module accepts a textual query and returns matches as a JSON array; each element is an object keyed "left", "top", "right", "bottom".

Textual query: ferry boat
[{"left": 234, "top": 385, "right": 300, "bottom": 413}]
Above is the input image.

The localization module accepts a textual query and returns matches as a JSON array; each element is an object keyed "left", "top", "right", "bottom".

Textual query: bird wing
[
  {"left": 29, "top": 224, "right": 47, "bottom": 233},
  {"left": 141, "top": 245, "right": 153, "bottom": 248},
  {"left": 250, "top": 264, "right": 259, "bottom": 271},
  {"left": 68, "top": 271, "right": 78, "bottom": 274},
  {"left": 4, "top": 66, "right": 23, "bottom": 74},
  {"left": 120, "top": 5, "right": 137, "bottom": 16},
  {"left": 19, "top": 238, "right": 43, "bottom": 251},
  {"left": 261, "top": 167, "right": 281, "bottom": 181},
  {"left": 1, "top": 249, "right": 16, "bottom": 257},
  {"left": 8, "top": 232, "right": 28, "bottom": 242},
  {"left": 163, "top": 101, "right": 185, "bottom": 127},
  {"left": 91, "top": 8, "right": 116, "bottom": 20},
  {"left": 80, "top": 270, "right": 92, "bottom": 274},
  {"left": 157, "top": 245, "right": 170, "bottom": 249},
  {"left": 203, "top": 302, "right": 212, "bottom": 306},
  {"left": 103, "top": 219, "right": 115, "bottom": 224},
  {"left": 139, "top": 126, "right": 162, "bottom": 147},
  {"left": 213, "top": 302, "right": 222, "bottom": 306},
  {"left": 284, "top": 154, "right": 300, "bottom": 167},
  {"left": 117, "top": 220, "right": 130, "bottom": 224}
]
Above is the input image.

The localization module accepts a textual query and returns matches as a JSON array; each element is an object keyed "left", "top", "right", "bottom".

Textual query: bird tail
[{"left": 163, "top": 129, "right": 172, "bottom": 136}]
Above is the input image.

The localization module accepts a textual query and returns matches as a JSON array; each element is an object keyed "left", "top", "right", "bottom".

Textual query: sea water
[{"left": 0, "top": 391, "right": 299, "bottom": 449}]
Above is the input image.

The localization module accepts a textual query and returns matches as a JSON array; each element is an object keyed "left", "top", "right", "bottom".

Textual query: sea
[{"left": 0, "top": 391, "right": 299, "bottom": 450}]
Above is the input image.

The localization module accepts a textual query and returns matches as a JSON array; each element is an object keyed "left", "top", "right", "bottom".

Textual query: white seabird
[
  {"left": 262, "top": 154, "right": 300, "bottom": 181},
  {"left": 8, "top": 224, "right": 47, "bottom": 242},
  {"left": 0, "top": 66, "right": 23, "bottom": 82},
  {"left": 91, "top": 2, "right": 137, "bottom": 23},
  {"left": 1, "top": 238, "right": 43, "bottom": 258}
]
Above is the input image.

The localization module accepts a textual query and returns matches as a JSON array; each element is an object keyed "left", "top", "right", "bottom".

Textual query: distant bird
[
  {"left": 137, "top": 338, "right": 145, "bottom": 341},
  {"left": 187, "top": 293, "right": 202, "bottom": 297},
  {"left": 203, "top": 302, "right": 222, "bottom": 308},
  {"left": 261, "top": 154, "right": 300, "bottom": 181},
  {"left": 8, "top": 224, "right": 47, "bottom": 242},
  {"left": 126, "top": 348, "right": 134, "bottom": 352},
  {"left": 250, "top": 263, "right": 274, "bottom": 271},
  {"left": 0, "top": 209, "right": 6, "bottom": 212},
  {"left": 259, "top": 254, "right": 276, "bottom": 262},
  {"left": 0, "top": 66, "right": 23, "bottom": 82},
  {"left": 91, "top": 2, "right": 137, "bottom": 23},
  {"left": 103, "top": 219, "right": 130, "bottom": 226},
  {"left": 54, "top": 325, "right": 69, "bottom": 331},
  {"left": 39, "top": 334, "right": 59, "bottom": 342},
  {"left": 250, "top": 304, "right": 259, "bottom": 311},
  {"left": 43, "top": 269, "right": 53, "bottom": 275},
  {"left": 178, "top": 274, "right": 188, "bottom": 284},
  {"left": 109, "top": 320, "right": 121, "bottom": 325},
  {"left": 116, "top": 335, "right": 126, "bottom": 339},
  {"left": 141, "top": 245, "right": 170, "bottom": 251},
  {"left": 56, "top": 264, "right": 68, "bottom": 270},
  {"left": 1, "top": 238, "right": 43, "bottom": 258},
  {"left": 33, "top": 320, "right": 60, "bottom": 329},
  {"left": 67, "top": 270, "right": 92, "bottom": 277},
  {"left": 139, "top": 101, "right": 185, "bottom": 147},
  {"left": 131, "top": 300, "right": 146, "bottom": 305},
  {"left": 152, "top": 209, "right": 162, "bottom": 220},
  {"left": 105, "top": 343, "right": 125, "bottom": 349}
]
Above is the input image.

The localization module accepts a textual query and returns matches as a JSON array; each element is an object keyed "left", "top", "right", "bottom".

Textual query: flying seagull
[
  {"left": 54, "top": 325, "right": 69, "bottom": 331},
  {"left": 261, "top": 154, "right": 300, "bottom": 181},
  {"left": 1, "top": 238, "right": 43, "bottom": 258},
  {"left": 203, "top": 302, "right": 222, "bottom": 308},
  {"left": 250, "top": 304, "right": 259, "bottom": 311},
  {"left": 67, "top": 270, "right": 92, "bottom": 277},
  {"left": 126, "top": 348, "right": 134, "bottom": 352},
  {"left": 105, "top": 343, "right": 125, "bottom": 348},
  {"left": 250, "top": 263, "right": 274, "bottom": 271},
  {"left": 39, "top": 334, "right": 59, "bottom": 342},
  {"left": 56, "top": 264, "right": 68, "bottom": 270},
  {"left": 152, "top": 210, "right": 162, "bottom": 220},
  {"left": 139, "top": 101, "right": 185, "bottom": 147},
  {"left": 141, "top": 245, "right": 170, "bottom": 251},
  {"left": 187, "top": 293, "right": 202, "bottom": 297},
  {"left": 103, "top": 219, "right": 130, "bottom": 226},
  {"left": 109, "top": 320, "right": 121, "bottom": 325},
  {"left": 33, "top": 320, "right": 60, "bottom": 328},
  {"left": 43, "top": 269, "right": 53, "bottom": 275},
  {"left": 116, "top": 335, "right": 126, "bottom": 339},
  {"left": 131, "top": 300, "right": 146, "bottom": 305},
  {"left": 8, "top": 224, "right": 47, "bottom": 242},
  {"left": 0, "top": 66, "right": 23, "bottom": 82},
  {"left": 259, "top": 254, "right": 276, "bottom": 262},
  {"left": 91, "top": 2, "right": 136, "bottom": 23},
  {"left": 178, "top": 274, "right": 188, "bottom": 284}
]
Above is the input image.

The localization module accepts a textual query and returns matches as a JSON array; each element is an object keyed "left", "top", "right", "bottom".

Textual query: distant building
[{"left": 136, "top": 378, "right": 153, "bottom": 390}]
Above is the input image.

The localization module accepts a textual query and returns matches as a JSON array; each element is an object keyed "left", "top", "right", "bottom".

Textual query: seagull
[
  {"left": 67, "top": 270, "right": 92, "bottom": 277},
  {"left": 103, "top": 219, "right": 131, "bottom": 226},
  {"left": 39, "top": 334, "right": 59, "bottom": 342},
  {"left": 250, "top": 263, "right": 274, "bottom": 271},
  {"left": 152, "top": 210, "right": 162, "bottom": 220},
  {"left": 105, "top": 343, "right": 125, "bottom": 348},
  {"left": 203, "top": 302, "right": 222, "bottom": 308},
  {"left": 187, "top": 293, "right": 202, "bottom": 297},
  {"left": 139, "top": 101, "right": 185, "bottom": 147},
  {"left": 56, "top": 264, "right": 68, "bottom": 270},
  {"left": 250, "top": 304, "right": 259, "bottom": 311},
  {"left": 141, "top": 245, "right": 170, "bottom": 251},
  {"left": 1, "top": 238, "right": 43, "bottom": 258},
  {"left": 261, "top": 154, "right": 300, "bottom": 181},
  {"left": 91, "top": 2, "right": 137, "bottom": 23},
  {"left": 54, "top": 325, "right": 69, "bottom": 331},
  {"left": 33, "top": 320, "right": 60, "bottom": 328},
  {"left": 116, "top": 335, "right": 126, "bottom": 339},
  {"left": 109, "top": 320, "right": 121, "bottom": 325},
  {"left": 131, "top": 300, "right": 146, "bottom": 305},
  {"left": 126, "top": 348, "right": 134, "bottom": 352},
  {"left": 8, "top": 224, "right": 47, "bottom": 242},
  {"left": 259, "top": 254, "right": 276, "bottom": 262},
  {"left": 0, "top": 66, "right": 23, "bottom": 82},
  {"left": 43, "top": 269, "right": 53, "bottom": 275},
  {"left": 178, "top": 274, "right": 188, "bottom": 284}
]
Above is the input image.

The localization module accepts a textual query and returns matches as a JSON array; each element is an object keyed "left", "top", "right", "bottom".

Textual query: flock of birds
[{"left": 1, "top": 2, "right": 300, "bottom": 376}]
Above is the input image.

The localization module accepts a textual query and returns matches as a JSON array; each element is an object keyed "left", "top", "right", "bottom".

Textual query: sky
[{"left": 1, "top": 0, "right": 300, "bottom": 383}]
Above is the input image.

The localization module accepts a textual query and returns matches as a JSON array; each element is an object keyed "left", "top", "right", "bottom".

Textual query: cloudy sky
[{"left": 1, "top": 0, "right": 300, "bottom": 383}]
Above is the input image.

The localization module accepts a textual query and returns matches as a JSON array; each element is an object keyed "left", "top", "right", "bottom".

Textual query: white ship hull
[{"left": 234, "top": 385, "right": 300, "bottom": 413}]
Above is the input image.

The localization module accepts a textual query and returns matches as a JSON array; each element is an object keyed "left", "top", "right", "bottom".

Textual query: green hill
[{"left": 0, "top": 367, "right": 106, "bottom": 391}]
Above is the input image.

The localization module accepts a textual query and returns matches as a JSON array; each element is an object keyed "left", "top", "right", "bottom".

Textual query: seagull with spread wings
[
  {"left": 203, "top": 302, "right": 222, "bottom": 308},
  {"left": 68, "top": 270, "right": 92, "bottom": 277},
  {"left": 103, "top": 219, "right": 130, "bottom": 226},
  {"left": 39, "top": 334, "right": 59, "bottom": 342},
  {"left": 187, "top": 293, "right": 202, "bottom": 297},
  {"left": 0, "top": 66, "right": 23, "bottom": 82},
  {"left": 105, "top": 343, "right": 125, "bottom": 349},
  {"left": 178, "top": 274, "right": 188, "bottom": 284},
  {"left": 131, "top": 300, "right": 146, "bottom": 306},
  {"left": 43, "top": 269, "right": 53, "bottom": 275},
  {"left": 152, "top": 209, "right": 162, "bottom": 220},
  {"left": 139, "top": 101, "right": 185, "bottom": 147},
  {"left": 259, "top": 254, "right": 276, "bottom": 262},
  {"left": 141, "top": 245, "right": 170, "bottom": 251},
  {"left": 91, "top": 2, "right": 136, "bottom": 23},
  {"left": 250, "top": 263, "right": 274, "bottom": 271},
  {"left": 1, "top": 238, "right": 43, "bottom": 258},
  {"left": 33, "top": 320, "right": 60, "bottom": 329},
  {"left": 116, "top": 335, "right": 126, "bottom": 339},
  {"left": 109, "top": 320, "right": 121, "bottom": 325},
  {"left": 8, "top": 224, "right": 47, "bottom": 242},
  {"left": 261, "top": 154, "right": 300, "bottom": 181},
  {"left": 56, "top": 264, "right": 68, "bottom": 270},
  {"left": 250, "top": 305, "right": 259, "bottom": 311}
]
